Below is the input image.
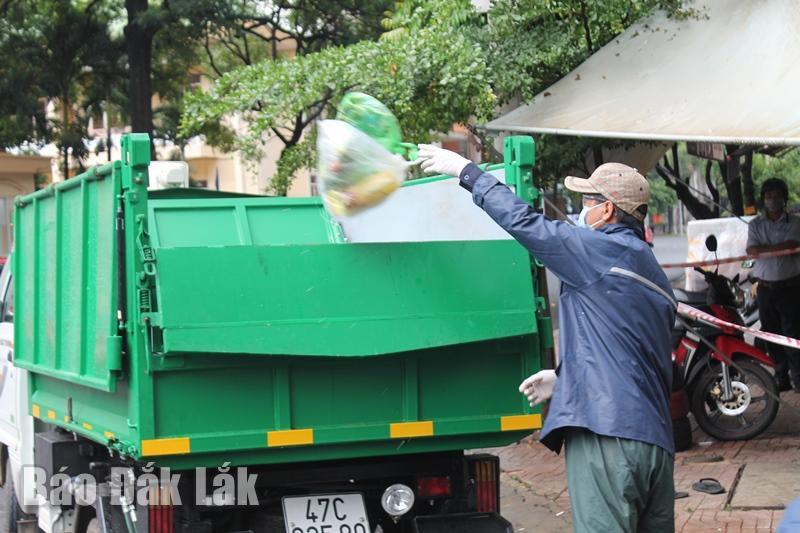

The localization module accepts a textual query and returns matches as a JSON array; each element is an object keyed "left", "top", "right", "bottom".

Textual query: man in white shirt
[{"left": 746, "top": 178, "right": 800, "bottom": 392}]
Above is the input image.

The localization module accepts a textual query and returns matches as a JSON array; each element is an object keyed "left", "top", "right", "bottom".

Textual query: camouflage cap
[{"left": 564, "top": 163, "right": 650, "bottom": 221}]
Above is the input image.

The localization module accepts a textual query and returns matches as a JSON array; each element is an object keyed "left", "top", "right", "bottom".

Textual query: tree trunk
[
  {"left": 655, "top": 145, "right": 716, "bottom": 220},
  {"left": 655, "top": 163, "right": 716, "bottom": 220},
  {"left": 704, "top": 160, "right": 720, "bottom": 218},
  {"left": 125, "top": 0, "right": 154, "bottom": 155},
  {"left": 62, "top": 89, "right": 69, "bottom": 180},
  {"left": 592, "top": 144, "right": 603, "bottom": 170},
  {"left": 723, "top": 145, "right": 744, "bottom": 216},
  {"left": 741, "top": 149, "right": 756, "bottom": 215}
]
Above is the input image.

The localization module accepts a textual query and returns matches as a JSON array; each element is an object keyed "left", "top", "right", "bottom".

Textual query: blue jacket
[{"left": 460, "top": 164, "right": 676, "bottom": 455}]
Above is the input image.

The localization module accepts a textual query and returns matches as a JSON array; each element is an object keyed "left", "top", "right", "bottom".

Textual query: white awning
[{"left": 484, "top": 0, "right": 800, "bottom": 146}]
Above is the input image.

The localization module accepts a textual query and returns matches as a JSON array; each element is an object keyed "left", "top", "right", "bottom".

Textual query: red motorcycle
[{"left": 672, "top": 236, "right": 779, "bottom": 441}]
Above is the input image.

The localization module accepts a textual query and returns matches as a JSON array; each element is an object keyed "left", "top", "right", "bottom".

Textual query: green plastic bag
[{"left": 336, "top": 92, "right": 403, "bottom": 155}]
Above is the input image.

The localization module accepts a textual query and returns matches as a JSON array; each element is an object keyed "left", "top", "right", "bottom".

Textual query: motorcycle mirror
[
  {"left": 705, "top": 235, "right": 718, "bottom": 253},
  {"left": 741, "top": 259, "right": 755, "bottom": 269}
]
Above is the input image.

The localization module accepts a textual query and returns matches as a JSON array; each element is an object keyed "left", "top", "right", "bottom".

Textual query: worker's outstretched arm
[
  {"left": 416, "top": 144, "right": 619, "bottom": 287},
  {"left": 461, "top": 163, "right": 616, "bottom": 288}
]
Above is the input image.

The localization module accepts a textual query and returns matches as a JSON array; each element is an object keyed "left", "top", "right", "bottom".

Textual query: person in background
[
  {"left": 746, "top": 177, "right": 800, "bottom": 392},
  {"left": 417, "top": 144, "right": 677, "bottom": 533},
  {"left": 778, "top": 497, "right": 800, "bottom": 532}
]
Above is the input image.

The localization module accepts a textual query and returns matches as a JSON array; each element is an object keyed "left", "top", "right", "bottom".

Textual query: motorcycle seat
[{"left": 673, "top": 288, "right": 707, "bottom": 306}]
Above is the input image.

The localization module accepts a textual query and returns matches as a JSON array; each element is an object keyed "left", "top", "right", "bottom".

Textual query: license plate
[{"left": 282, "top": 493, "right": 370, "bottom": 533}]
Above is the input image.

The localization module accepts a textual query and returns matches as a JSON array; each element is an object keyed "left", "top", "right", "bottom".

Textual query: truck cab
[{"left": 0, "top": 256, "right": 39, "bottom": 523}]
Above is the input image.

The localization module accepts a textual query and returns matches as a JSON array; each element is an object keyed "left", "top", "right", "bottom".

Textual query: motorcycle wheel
[{"left": 690, "top": 359, "right": 779, "bottom": 441}]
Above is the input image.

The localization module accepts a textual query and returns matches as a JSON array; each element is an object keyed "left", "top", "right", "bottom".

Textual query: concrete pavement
[{"left": 496, "top": 390, "right": 800, "bottom": 532}]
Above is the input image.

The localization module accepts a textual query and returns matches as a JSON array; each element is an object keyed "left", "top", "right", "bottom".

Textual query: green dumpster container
[{"left": 13, "top": 134, "right": 551, "bottom": 470}]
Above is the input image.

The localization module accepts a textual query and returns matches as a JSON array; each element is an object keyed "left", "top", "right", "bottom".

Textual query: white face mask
[{"left": 577, "top": 202, "right": 605, "bottom": 229}]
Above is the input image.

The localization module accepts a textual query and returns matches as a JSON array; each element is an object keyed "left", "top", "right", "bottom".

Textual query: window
[{"left": 189, "top": 73, "right": 203, "bottom": 90}]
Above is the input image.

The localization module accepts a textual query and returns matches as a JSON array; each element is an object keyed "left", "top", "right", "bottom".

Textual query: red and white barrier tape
[
  {"left": 660, "top": 246, "right": 800, "bottom": 269},
  {"left": 677, "top": 302, "right": 800, "bottom": 350}
]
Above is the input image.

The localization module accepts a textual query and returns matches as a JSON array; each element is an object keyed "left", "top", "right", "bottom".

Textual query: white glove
[
  {"left": 518, "top": 370, "right": 557, "bottom": 407},
  {"left": 416, "top": 144, "right": 471, "bottom": 177}
]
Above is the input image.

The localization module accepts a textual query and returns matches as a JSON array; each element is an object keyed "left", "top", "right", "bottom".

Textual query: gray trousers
[{"left": 564, "top": 428, "right": 674, "bottom": 533}]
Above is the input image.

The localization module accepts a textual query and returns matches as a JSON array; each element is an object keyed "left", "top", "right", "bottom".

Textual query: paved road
[
  {"left": 497, "top": 390, "right": 800, "bottom": 532},
  {"left": 652, "top": 233, "right": 689, "bottom": 284}
]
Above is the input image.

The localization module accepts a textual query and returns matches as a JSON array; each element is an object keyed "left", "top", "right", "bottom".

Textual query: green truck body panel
[{"left": 14, "top": 134, "right": 550, "bottom": 469}]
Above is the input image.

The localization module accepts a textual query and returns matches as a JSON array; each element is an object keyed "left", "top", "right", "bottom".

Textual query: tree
[
  {"left": 652, "top": 143, "right": 785, "bottom": 219},
  {"left": 181, "top": 0, "right": 495, "bottom": 195},
  {"left": 486, "top": 0, "right": 698, "bottom": 106},
  {"left": 123, "top": 0, "right": 394, "bottom": 155},
  {"left": 485, "top": 0, "right": 697, "bottom": 191},
  {"left": 647, "top": 174, "right": 678, "bottom": 218},
  {"left": 181, "top": 0, "right": 696, "bottom": 195},
  {"left": 0, "top": 0, "right": 118, "bottom": 177},
  {"left": 0, "top": 4, "right": 50, "bottom": 148},
  {"left": 2, "top": 0, "right": 391, "bottom": 167}
]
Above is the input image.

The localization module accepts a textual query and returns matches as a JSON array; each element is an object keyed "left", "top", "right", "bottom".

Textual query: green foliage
[
  {"left": 0, "top": 1, "right": 117, "bottom": 154},
  {"left": 182, "top": 0, "right": 494, "bottom": 195},
  {"left": 487, "top": 0, "right": 696, "bottom": 105},
  {"left": 752, "top": 149, "right": 800, "bottom": 206},
  {"left": 281, "top": 0, "right": 393, "bottom": 52},
  {"left": 647, "top": 174, "right": 678, "bottom": 216},
  {"left": 0, "top": 0, "right": 121, "bottom": 177},
  {"left": 381, "top": 0, "right": 482, "bottom": 40},
  {"left": 533, "top": 134, "right": 626, "bottom": 190},
  {"left": 182, "top": 0, "right": 696, "bottom": 194},
  {"left": 273, "top": 131, "right": 317, "bottom": 196},
  {"left": 484, "top": 0, "right": 696, "bottom": 192}
]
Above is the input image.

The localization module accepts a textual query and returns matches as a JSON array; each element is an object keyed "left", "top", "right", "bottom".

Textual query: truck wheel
[{"left": 0, "top": 458, "right": 36, "bottom": 533}]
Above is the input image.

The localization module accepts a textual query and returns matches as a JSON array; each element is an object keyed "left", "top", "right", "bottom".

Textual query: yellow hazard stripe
[
  {"left": 141, "top": 437, "right": 191, "bottom": 457},
  {"left": 390, "top": 421, "right": 434, "bottom": 439},
  {"left": 500, "top": 414, "right": 542, "bottom": 431},
  {"left": 31, "top": 404, "right": 41, "bottom": 418},
  {"left": 267, "top": 429, "right": 314, "bottom": 447}
]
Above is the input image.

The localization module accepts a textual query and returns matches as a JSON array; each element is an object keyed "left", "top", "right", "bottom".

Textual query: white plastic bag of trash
[{"left": 316, "top": 119, "right": 408, "bottom": 217}]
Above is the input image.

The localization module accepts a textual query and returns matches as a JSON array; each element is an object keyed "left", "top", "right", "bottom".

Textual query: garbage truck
[{"left": 0, "top": 133, "right": 552, "bottom": 533}]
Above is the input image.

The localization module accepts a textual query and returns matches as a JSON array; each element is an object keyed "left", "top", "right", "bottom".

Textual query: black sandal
[{"left": 692, "top": 478, "right": 725, "bottom": 495}]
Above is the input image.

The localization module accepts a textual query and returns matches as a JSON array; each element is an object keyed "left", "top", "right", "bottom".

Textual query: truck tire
[{"left": 0, "top": 458, "right": 36, "bottom": 533}]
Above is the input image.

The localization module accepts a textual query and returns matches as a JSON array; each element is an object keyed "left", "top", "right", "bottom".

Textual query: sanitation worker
[{"left": 418, "top": 144, "right": 677, "bottom": 533}]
